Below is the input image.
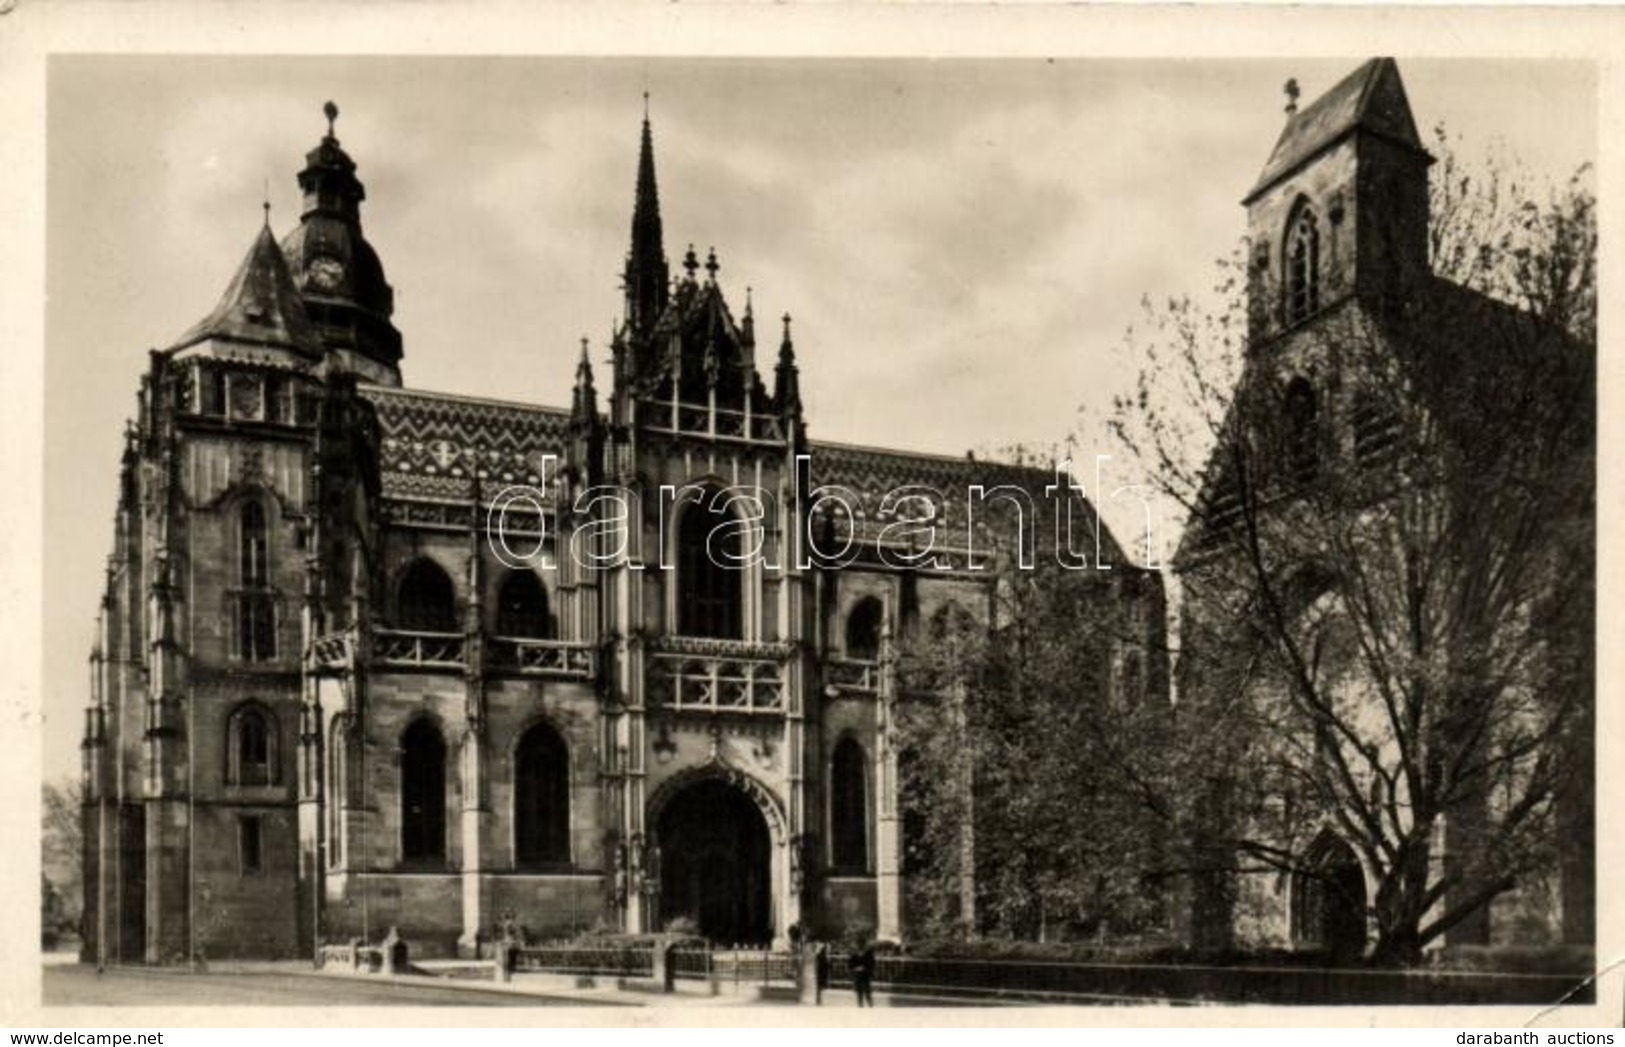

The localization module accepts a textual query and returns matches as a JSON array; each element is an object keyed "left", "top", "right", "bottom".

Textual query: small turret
[{"left": 774, "top": 313, "right": 802, "bottom": 419}]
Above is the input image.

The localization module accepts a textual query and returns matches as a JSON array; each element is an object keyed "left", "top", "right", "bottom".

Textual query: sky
[{"left": 42, "top": 55, "right": 1595, "bottom": 784}]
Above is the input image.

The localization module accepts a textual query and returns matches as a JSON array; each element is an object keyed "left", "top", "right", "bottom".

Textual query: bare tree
[
  {"left": 1104, "top": 129, "right": 1594, "bottom": 966},
  {"left": 42, "top": 778, "right": 84, "bottom": 946}
]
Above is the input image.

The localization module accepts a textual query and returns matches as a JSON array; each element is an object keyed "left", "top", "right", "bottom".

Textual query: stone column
[
  {"left": 458, "top": 725, "right": 489, "bottom": 957},
  {"left": 874, "top": 624, "right": 902, "bottom": 940}
]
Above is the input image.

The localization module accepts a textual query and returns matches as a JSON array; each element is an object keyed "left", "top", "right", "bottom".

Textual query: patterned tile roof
[
  {"left": 360, "top": 385, "right": 1120, "bottom": 560},
  {"left": 360, "top": 384, "right": 570, "bottom": 500}
]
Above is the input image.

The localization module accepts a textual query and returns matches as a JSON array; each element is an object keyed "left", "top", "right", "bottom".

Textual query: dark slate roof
[
  {"left": 170, "top": 225, "right": 324, "bottom": 358},
  {"left": 1378, "top": 278, "right": 1593, "bottom": 458},
  {"left": 360, "top": 385, "right": 571, "bottom": 500},
  {"left": 1245, "top": 58, "right": 1425, "bottom": 204}
]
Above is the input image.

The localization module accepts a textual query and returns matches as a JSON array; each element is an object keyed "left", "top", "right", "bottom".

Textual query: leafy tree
[{"left": 894, "top": 488, "right": 1172, "bottom": 944}]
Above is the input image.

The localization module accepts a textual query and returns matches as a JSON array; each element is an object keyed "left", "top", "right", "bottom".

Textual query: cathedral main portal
[{"left": 656, "top": 778, "right": 773, "bottom": 945}]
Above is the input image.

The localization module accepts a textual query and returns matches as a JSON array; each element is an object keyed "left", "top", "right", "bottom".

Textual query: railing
[
  {"left": 373, "top": 628, "right": 466, "bottom": 668},
  {"left": 647, "top": 640, "right": 792, "bottom": 714},
  {"left": 511, "top": 944, "right": 654, "bottom": 979},
  {"left": 818, "top": 953, "right": 1593, "bottom": 1006},
  {"left": 825, "top": 657, "right": 880, "bottom": 694},
  {"left": 644, "top": 401, "right": 784, "bottom": 444},
  {"left": 307, "top": 629, "right": 356, "bottom": 670},
  {"left": 711, "top": 948, "right": 797, "bottom": 986},
  {"left": 670, "top": 947, "right": 715, "bottom": 981},
  {"left": 486, "top": 636, "right": 595, "bottom": 679}
]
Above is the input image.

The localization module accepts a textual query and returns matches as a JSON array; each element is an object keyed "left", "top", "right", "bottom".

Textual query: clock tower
[{"left": 280, "top": 101, "right": 404, "bottom": 386}]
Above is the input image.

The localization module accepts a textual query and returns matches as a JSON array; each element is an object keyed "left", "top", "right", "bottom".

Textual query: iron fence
[
  {"left": 819, "top": 953, "right": 1592, "bottom": 1006},
  {"left": 511, "top": 944, "right": 654, "bottom": 979}
]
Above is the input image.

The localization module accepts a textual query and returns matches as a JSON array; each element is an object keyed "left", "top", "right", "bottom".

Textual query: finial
[
  {"left": 642, "top": 91, "right": 650, "bottom": 122},
  {"left": 745, "top": 286, "right": 753, "bottom": 315},
  {"left": 580, "top": 337, "right": 590, "bottom": 363},
  {"left": 262, "top": 178, "right": 271, "bottom": 228},
  {"left": 1284, "top": 78, "right": 1300, "bottom": 117},
  {"left": 324, "top": 100, "right": 339, "bottom": 137},
  {"left": 704, "top": 247, "right": 719, "bottom": 282},
  {"left": 782, "top": 313, "right": 793, "bottom": 341},
  {"left": 683, "top": 244, "right": 699, "bottom": 280}
]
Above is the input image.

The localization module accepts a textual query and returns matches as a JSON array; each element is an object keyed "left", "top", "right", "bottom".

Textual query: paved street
[
  {"left": 42, "top": 965, "right": 619, "bottom": 1008},
  {"left": 43, "top": 962, "right": 1020, "bottom": 1009}
]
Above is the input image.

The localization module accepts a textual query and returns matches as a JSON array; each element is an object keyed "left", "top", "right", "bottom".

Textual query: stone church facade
[{"left": 80, "top": 104, "right": 1160, "bottom": 962}]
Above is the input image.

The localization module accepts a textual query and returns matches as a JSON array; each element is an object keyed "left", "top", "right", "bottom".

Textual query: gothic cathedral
[{"left": 80, "top": 103, "right": 1159, "bottom": 962}]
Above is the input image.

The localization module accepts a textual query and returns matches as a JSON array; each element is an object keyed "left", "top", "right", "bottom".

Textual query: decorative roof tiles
[{"left": 361, "top": 385, "right": 571, "bottom": 499}]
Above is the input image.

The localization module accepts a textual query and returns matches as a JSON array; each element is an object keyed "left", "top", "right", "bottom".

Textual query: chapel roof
[{"left": 1246, "top": 57, "right": 1426, "bottom": 204}]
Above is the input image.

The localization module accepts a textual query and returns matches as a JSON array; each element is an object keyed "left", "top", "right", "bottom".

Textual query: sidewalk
[{"left": 80, "top": 958, "right": 1008, "bottom": 1008}]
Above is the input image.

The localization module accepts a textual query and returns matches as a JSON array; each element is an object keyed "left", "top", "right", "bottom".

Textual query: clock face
[{"left": 308, "top": 255, "right": 345, "bottom": 293}]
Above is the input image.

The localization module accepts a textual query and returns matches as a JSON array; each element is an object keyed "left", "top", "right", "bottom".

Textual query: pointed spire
[
  {"left": 572, "top": 337, "right": 598, "bottom": 424},
  {"left": 740, "top": 286, "right": 755, "bottom": 348},
  {"left": 624, "top": 100, "right": 669, "bottom": 339},
  {"left": 774, "top": 312, "right": 801, "bottom": 416}
]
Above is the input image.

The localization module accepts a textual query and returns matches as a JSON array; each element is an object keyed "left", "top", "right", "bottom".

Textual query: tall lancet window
[
  {"left": 1286, "top": 204, "right": 1321, "bottom": 324},
  {"left": 400, "top": 718, "right": 447, "bottom": 865},
  {"left": 676, "top": 495, "right": 743, "bottom": 639},
  {"left": 830, "top": 736, "right": 871, "bottom": 874},
  {"left": 238, "top": 500, "right": 276, "bottom": 661}
]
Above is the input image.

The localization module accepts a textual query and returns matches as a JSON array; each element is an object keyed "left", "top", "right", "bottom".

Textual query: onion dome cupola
[
  {"left": 279, "top": 101, "right": 404, "bottom": 386},
  {"left": 168, "top": 217, "right": 324, "bottom": 364}
]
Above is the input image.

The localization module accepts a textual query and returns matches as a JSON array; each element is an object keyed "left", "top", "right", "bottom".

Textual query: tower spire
[{"left": 624, "top": 99, "right": 669, "bottom": 340}]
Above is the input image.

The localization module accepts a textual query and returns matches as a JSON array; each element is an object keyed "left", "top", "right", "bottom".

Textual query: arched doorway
[
  {"left": 656, "top": 777, "right": 773, "bottom": 945},
  {"left": 1292, "top": 833, "right": 1367, "bottom": 958}
]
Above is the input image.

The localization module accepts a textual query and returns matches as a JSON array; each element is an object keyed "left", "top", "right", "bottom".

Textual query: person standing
[{"left": 850, "top": 940, "right": 876, "bottom": 1007}]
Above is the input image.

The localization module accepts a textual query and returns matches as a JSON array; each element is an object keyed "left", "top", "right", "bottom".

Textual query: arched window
[
  {"left": 845, "top": 597, "right": 884, "bottom": 661},
  {"left": 397, "top": 558, "right": 458, "bottom": 633},
  {"left": 1285, "top": 204, "right": 1321, "bottom": 324},
  {"left": 676, "top": 495, "right": 742, "bottom": 639},
  {"left": 514, "top": 721, "right": 570, "bottom": 867},
  {"left": 830, "top": 737, "right": 870, "bottom": 874},
  {"left": 1284, "top": 377, "right": 1320, "bottom": 484},
  {"left": 226, "top": 703, "right": 277, "bottom": 786},
  {"left": 400, "top": 719, "right": 447, "bottom": 865},
  {"left": 238, "top": 500, "right": 275, "bottom": 661},
  {"left": 495, "top": 570, "right": 552, "bottom": 639},
  {"left": 1291, "top": 832, "right": 1367, "bottom": 957}
]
